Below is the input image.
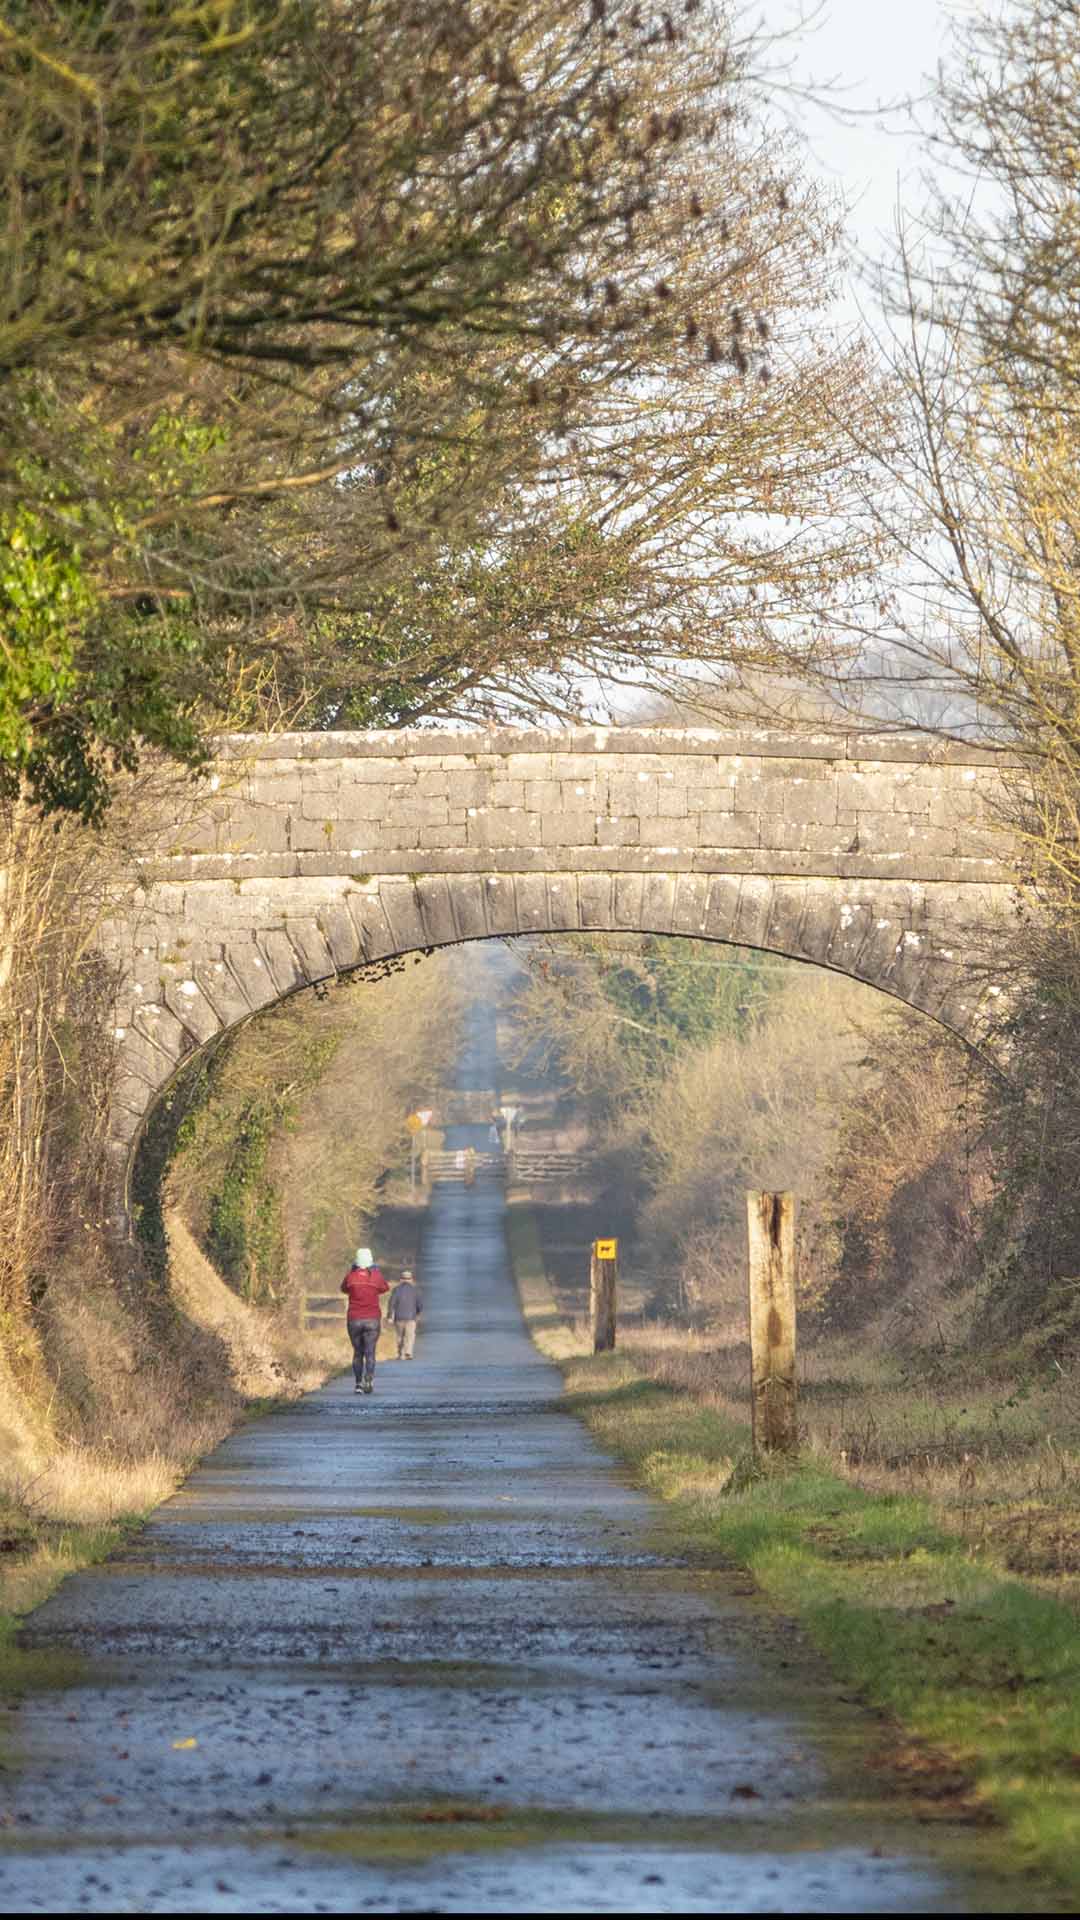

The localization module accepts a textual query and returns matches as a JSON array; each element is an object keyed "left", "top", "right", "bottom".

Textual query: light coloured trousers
[{"left": 395, "top": 1319, "right": 417, "bottom": 1358}]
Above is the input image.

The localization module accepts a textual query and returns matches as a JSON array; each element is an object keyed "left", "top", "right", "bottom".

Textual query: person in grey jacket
[{"left": 390, "top": 1269, "right": 422, "bottom": 1358}]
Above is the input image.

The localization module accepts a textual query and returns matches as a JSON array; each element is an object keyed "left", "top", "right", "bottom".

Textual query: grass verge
[{"left": 507, "top": 1202, "right": 1080, "bottom": 1897}]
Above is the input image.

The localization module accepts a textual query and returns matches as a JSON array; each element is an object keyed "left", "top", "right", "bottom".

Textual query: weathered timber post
[
  {"left": 745, "top": 1190, "right": 797, "bottom": 1454},
  {"left": 590, "top": 1238, "right": 618, "bottom": 1352}
]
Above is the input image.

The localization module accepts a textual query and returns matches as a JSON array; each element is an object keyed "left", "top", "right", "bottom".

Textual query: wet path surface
[{"left": 0, "top": 1011, "right": 1042, "bottom": 1911}]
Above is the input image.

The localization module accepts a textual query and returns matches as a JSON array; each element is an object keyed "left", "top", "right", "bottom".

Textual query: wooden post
[
  {"left": 590, "top": 1239, "right": 618, "bottom": 1352},
  {"left": 745, "top": 1190, "right": 797, "bottom": 1454}
]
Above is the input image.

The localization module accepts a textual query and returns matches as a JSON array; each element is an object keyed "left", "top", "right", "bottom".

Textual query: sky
[{"left": 764, "top": 0, "right": 970, "bottom": 325}]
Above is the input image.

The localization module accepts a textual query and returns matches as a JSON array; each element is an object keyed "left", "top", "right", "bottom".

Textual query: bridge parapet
[{"left": 144, "top": 726, "right": 1017, "bottom": 887}]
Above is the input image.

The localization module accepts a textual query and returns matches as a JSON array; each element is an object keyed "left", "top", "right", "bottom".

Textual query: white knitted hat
[{"left": 355, "top": 1246, "right": 374, "bottom": 1267}]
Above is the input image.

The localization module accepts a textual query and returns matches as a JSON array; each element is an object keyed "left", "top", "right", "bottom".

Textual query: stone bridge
[{"left": 103, "top": 727, "right": 1021, "bottom": 1189}]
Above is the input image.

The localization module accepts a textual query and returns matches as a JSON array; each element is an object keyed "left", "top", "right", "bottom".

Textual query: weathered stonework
[{"left": 103, "top": 727, "right": 1021, "bottom": 1187}]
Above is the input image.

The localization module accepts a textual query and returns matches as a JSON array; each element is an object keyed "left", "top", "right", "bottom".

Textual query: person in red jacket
[{"left": 340, "top": 1245, "right": 389, "bottom": 1395}]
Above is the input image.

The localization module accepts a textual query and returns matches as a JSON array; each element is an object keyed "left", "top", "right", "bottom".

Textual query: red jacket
[{"left": 341, "top": 1265, "right": 389, "bottom": 1321}]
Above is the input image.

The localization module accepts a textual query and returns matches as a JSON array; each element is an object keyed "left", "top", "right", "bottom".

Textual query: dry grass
[
  {"left": 0, "top": 1207, "right": 344, "bottom": 1622},
  {"left": 613, "top": 1318, "right": 1080, "bottom": 1599}
]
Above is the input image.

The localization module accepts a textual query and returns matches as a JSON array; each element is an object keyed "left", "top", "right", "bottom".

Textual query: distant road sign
[
  {"left": 594, "top": 1238, "right": 618, "bottom": 1260},
  {"left": 405, "top": 1113, "right": 424, "bottom": 1134},
  {"left": 417, "top": 1108, "right": 434, "bottom": 1126}
]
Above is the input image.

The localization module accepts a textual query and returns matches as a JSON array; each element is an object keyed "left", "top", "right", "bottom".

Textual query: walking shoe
[
  {"left": 362, "top": 1375, "right": 374, "bottom": 1394},
  {"left": 354, "top": 1380, "right": 363, "bottom": 1394}
]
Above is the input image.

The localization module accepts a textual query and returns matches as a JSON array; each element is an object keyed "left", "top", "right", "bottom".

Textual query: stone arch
[{"left": 111, "top": 862, "right": 1013, "bottom": 1208}]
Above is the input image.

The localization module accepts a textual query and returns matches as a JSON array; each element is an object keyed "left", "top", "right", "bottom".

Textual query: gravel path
[{"left": 0, "top": 1007, "right": 1042, "bottom": 1913}]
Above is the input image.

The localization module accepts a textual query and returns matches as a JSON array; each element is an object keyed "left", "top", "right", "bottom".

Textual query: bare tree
[{"left": 818, "top": 3, "right": 1080, "bottom": 813}]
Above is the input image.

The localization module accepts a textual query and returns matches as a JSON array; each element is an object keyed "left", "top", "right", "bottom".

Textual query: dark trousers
[{"left": 348, "top": 1319, "right": 380, "bottom": 1381}]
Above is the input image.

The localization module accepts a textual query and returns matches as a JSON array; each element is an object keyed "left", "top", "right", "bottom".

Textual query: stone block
[
  {"left": 162, "top": 977, "right": 221, "bottom": 1045},
  {"left": 614, "top": 872, "right": 645, "bottom": 929},
  {"left": 417, "top": 771, "right": 450, "bottom": 797},
  {"left": 253, "top": 772, "right": 303, "bottom": 808},
  {"left": 340, "top": 823, "right": 421, "bottom": 852},
  {"left": 489, "top": 779, "right": 526, "bottom": 808},
  {"left": 113, "top": 1070, "right": 158, "bottom": 1118},
  {"left": 284, "top": 918, "right": 335, "bottom": 983},
  {"left": 892, "top": 780, "right": 933, "bottom": 815},
  {"left": 132, "top": 1002, "right": 191, "bottom": 1062},
  {"left": 290, "top": 813, "right": 340, "bottom": 852},
  {"left": 955, "top": 824, "right": 1009, "bottom": 860},
  {"left": 161, "top": 811, "right": 216, "bottom": 855},
  {"left": 760, "top": 818, "right": 849, "bottom": 854},
  {"left": 639, "top": 817, "right": 698, "bottom": 848},
  {"left": 256, "top": 929, "right": 308, "bottom": 996},
  {"left": 330, "top": 784, "right": 388, "bottom": 821},
  {"left": 605, "top": 772, "right": 659, "bottom": 816},
  {"left": 656, "top": 785, "right": 689, "bottom": 817},
  {"left": 333, "top": 760, "right": 405, "bottom": 785},
  {"left": 446, "top": 771, "right": 489, "bottom": 808},
  {"left": 689, "top": 776, "right": 734, "bottom": 809},
  {"left": 929, "top": 788, "right": 983, "bottom": 826},
  {"left": 783, "top": 778, "right": 839, "bottom": 827},
  {"left": 734, "top": 772, "right": 785, "bottom": 815},
  {"left": 683, "top": 757, "right": 727, "bottom": 787},
  {"left": 345, "top": 889, "right": 397, "bottom": 959},
  {"left": 317, "top": 904, "right": 365, "bottom": 972},
  {"left": 549, "top": 754, "right": 610, "bottom": 782},
  {"left": 571, "top": 846, "right": 696, "bottom": 872},
  {"left": 852, "top": 811, "right": 922, "bottom": 855},
  {"left": 703, "top": 875, "right": 743, "bottom": 942},
  {"left": 595, "top": 816, "right": 640, "bottom": 846},
  {"left": 218, "top": 942, "right": 277, "bottom": 1014},
  {"left": 697, "top": 811, "right": 760, "bottom": 847},
  {"left": 542, "top": 810, "right": 596, "bottom": 847},
  {"left": 379, "top": 882, "right": 428, "bottom": 953},
  {"left": 579, "top": 873, "right": 615, "bottom": 929},
  {"left": 466, "top": 811, "right": 543, "bottom": 848},
  {"left": 193, "top": 957, "right": 255, "bottom": 1026},
  {"left": 420, "top": 824, "right": 468, "bottom": 848},
  {"left": 730, "top": 875, "right": 776, "bottom": 947},
  {"left": 545, "top": 875, "right": 580, "bottom": 931},
  {"left": 445, "top": 877, "right": 489, "bottom": 942},
  {"left": 672, "top": 874, "right": 711, "bottom": 936},
  {"left": 560, "top": 779, "right": 601, "bottom": 809},
  {"left": 501, "top": 753, "right": 554, "bottom": 781},
  {"left": 513, "top": 873, "right": 551, "bottom": 934},
  {"left": 640, "top": 873, "right": 677, "bottom": 932},
  {"left": 524, "top": 780, "right": 562, "bottom": 813},
  {"left": 836, "top": 768, "right": 902, "bottom": 814},
  {"left": 413, "top": 876, "right": 460, "bottom": 948},
  {"left": 489, "top": 848, "right": 558, "bottom": 873},
  {"left": 815, "top": 897, "right": 877, "bottom": 972},
  {"left": 482, "top": 875, "right": 519, "bottom": 935},
  {"left": 116, "top": 1029, "right": 175, "bottom": 1089},
  {"left": 763, "top": 880, "right": 811, "bottom": 959},
  {"left": 383, "top": 797, "right": 445, "bottom": 827},
  {"left": 858, "top": 812, "right": 958, "bottom": 858}
]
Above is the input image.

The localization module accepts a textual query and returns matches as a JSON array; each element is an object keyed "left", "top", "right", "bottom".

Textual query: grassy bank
[
  {"left": 506, "top": 1203, "right": 1080, "bottom": 1896},
  {"left": 0, "top": 1209, "right": 344, "bottom": 1656}
]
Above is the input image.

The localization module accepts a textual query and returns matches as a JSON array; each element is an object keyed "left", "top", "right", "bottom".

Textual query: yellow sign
[
  {"left": 405, "top": 1113, "right": 424, "bottom": 1134},
  {"left": 595, "top": 1238, "right": 618, "bottom": 1261}
]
